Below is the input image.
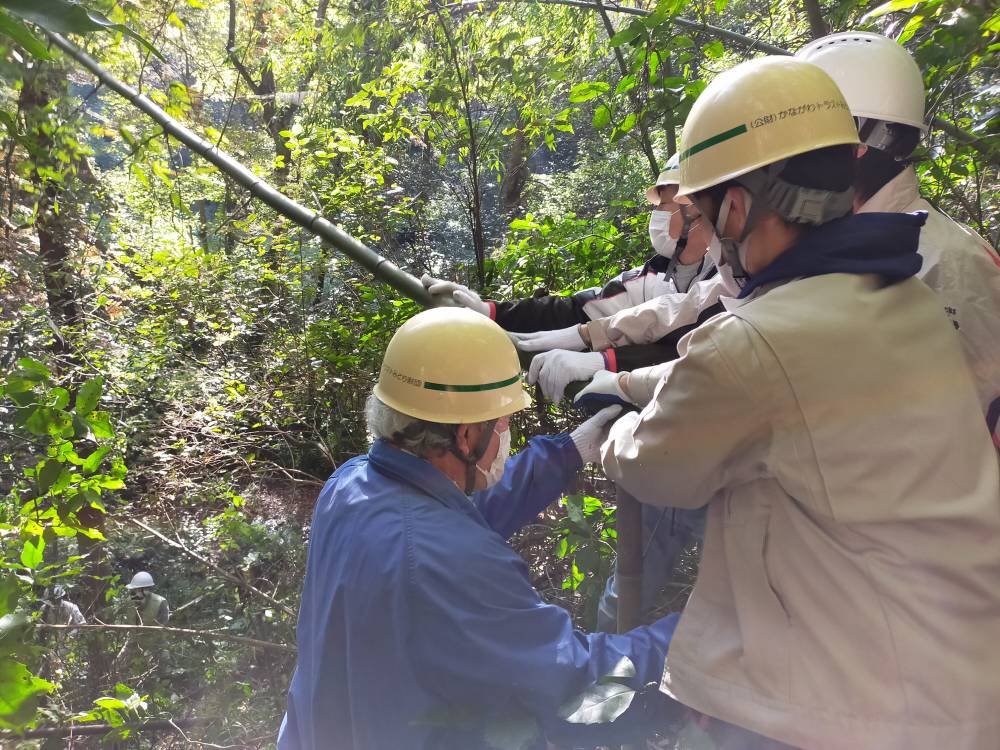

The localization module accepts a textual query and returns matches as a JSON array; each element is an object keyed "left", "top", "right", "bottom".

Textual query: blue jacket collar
[
  {"left": 368, "top": 439, "right": 475, "bottom": 515},
  {"left": 738, "top": 211, "right": 925, "bottom": 299}
]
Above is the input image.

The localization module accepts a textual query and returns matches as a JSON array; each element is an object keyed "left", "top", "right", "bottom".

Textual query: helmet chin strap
[{"left": 449, "top": 419, "right": 499, "bottom": 494}]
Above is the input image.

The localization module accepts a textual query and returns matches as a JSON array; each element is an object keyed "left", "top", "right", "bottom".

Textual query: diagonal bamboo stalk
[{"left": 44, "top": 32, "right": 440, "bottom": 309}]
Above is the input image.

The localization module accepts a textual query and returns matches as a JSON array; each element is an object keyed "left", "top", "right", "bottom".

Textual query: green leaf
[
  {"left": 557, "top": 657, "right": 637, "bottom": 725},
  {"left": 558, "top": 678, "right": 636, "bottom": 724},
  {"left": 19, "top": 538, "right": 44, "bottom": 570},
  {"left": 704, "top": 40, "right": 725, "bottom": 59},
  {"left": 509, "top": 218, "right": 540, "bottom": 231},
  {"left": 49, "top": 387, "right": 69, "bottom": 411},
  {"left": 568, "top": 81, "right": 609, "bottom": 103},
  {"left": 0, "top": 10, "right": 52, "bottom": 59},
  {"left": 74, "top": 376, "right": 102, "bottom": 417},
  {"left": 565, "top": 495, "right": 585, "bottom": 525},
  {"left": 81, "top": 446, "right": 111, "bottom": 474},
  {"left": 615, "top": 74, "right": 637, "bottom": 95},
  {"left": 86, "top": 411, "right": 114, "bottom": 439},
  {"left": 0, "top": 0, "right": 165, "bottom": 61},
  {"left": 861, "top": 0, "right": 923, "bottom": 21},
  {"left": 592, "top": 104, "right": 612, "bottom": 129},
  {"left": 620, "top": 112, "right": 637, "bottom": 133},
  {"left": 0, "top": 576, "right": 17, "bottom": 618},
  {"left": 2, "top": 375, "right": 35, "bottom": 394},
  {"left": 15, "top": 358, "right": 49, "bottom": 382},
  {"left": 25, "top": 407, "right": 73, "bottom": 438},
  {"left": 608, "top": 19, "right": 645, "bottom": 47},
  {"left": 36, "top": 459, "right": 63, "bottom": 494},
  {"left": 94, "top": 697, "right": 128, "bottom": 710},
  {"left": 0, "top": 659, "right": 53, "bottom": 728},
  {"left": 898, "top": 14, "right": 925, "bottom": 43}
]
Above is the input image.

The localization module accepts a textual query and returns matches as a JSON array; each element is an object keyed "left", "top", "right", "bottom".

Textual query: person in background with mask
[
  {"left": 583, "top": 56, "right": 1000, "bottom": 749},
  {"left": 125, "top": 571, "right": 169, "bottom": 626},
  {"left": 278, "top": 308, "right": 681, "bottom": 750},
  {"left": 42, "top": 585, "right": 86, "bottom": 632},
  {"left": 420, "top": 153, "right": 718, "bottom": 403},
  {"left": 559, "top": 34, "right": 1000, "bottom": 438}
]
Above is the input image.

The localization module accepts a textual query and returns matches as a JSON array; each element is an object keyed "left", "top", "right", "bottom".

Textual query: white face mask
[
  {"left": 709, "top": 191, "right": 751, "bottom": 293},
  {"left": 476, "top": 428, "right": 511, "bottom": 489},
  {"left": 648, "top": 210, "right": 677, "bottom": 258}
]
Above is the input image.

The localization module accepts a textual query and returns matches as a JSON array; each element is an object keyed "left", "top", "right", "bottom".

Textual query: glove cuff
[{"left": 601, "top": 349, "right": 617, "bottom": 373}]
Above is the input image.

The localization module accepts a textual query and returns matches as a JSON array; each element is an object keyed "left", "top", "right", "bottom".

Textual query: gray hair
[{"left": 365, "top": 394, "right": 458, "bottom": 458}]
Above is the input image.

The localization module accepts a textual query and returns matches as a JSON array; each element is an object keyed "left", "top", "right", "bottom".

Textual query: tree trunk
[
  {"left": 502, "top": 121, "right": 529, "bottom": 215},
  {"left": 801, "top": 0, "right": 828, "bottom": 39}
]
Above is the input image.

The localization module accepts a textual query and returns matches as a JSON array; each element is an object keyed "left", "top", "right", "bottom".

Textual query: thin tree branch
[
  {"left": 592, "top": 0, "right": 659, "bottom": 177},
  {"left": 38, "top": 622, "right": 296, "bottom": 652},
  {"left": 126, "top": 516, "right": 297, "bottom": 618},
  {"left": 1, "top": 718, "right": 208, "bottom": 740},
  {"left": 440, "top": 0, "right": 790, "bottom": 54},
  {"left": 226, "top": 0, "right": 265, "bottom": 96}
]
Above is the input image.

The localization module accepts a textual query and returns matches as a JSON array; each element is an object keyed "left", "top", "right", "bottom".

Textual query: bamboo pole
[
  {"left": 615, "top": 484, "right": 643, "bottom": 634},
  {"left": 44, "top": 32, "right": 441, "bottom": 309}
]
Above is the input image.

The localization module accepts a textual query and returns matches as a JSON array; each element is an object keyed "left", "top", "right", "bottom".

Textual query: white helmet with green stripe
[{"left": 675, "top": 56, "right": 859, "bottom": 224}]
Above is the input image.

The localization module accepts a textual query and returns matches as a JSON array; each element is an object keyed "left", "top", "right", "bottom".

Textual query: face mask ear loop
[
  {"left": 666, "top": 211, "right": 691, "bottom": 279},
  {"left": 450, "top": 419, "right": 499, "bottom": 494}
]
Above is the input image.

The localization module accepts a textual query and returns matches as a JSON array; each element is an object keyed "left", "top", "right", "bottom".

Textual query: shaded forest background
[{"left": 0, "top": 0, "right": 995, "bottom": 745}]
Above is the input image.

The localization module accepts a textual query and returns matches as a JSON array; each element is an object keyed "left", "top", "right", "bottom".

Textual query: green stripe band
[
  {"left": 679, "top": 124, "right": 748, "bottom": 162},
  {"left": 423, "top": 373, "right": 521, "bottom": 393}
]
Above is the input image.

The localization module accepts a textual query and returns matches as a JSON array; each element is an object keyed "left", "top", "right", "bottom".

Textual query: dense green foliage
[{"left": 0, "top": 0, "right": 995, "bottom": 745}]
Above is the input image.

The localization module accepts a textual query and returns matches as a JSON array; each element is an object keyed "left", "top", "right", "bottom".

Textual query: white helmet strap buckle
[{"left": 858, "top": 117, "right": 905, "bottom": 155}]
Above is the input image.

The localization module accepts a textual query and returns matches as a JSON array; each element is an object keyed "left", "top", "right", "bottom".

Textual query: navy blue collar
[
  {"left": 368, "top": 439, "right": 479, "bottom": 518},
  {"left": 738, "top": 211, "right": 925, "bottom": 299}
]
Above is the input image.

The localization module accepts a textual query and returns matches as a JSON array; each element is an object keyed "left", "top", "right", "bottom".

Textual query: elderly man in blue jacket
[{"left": 278, "top": 307, "right": 680, "bottom": 750}]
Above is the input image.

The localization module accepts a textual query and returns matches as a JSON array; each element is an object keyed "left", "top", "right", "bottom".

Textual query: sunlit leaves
[
  {"left": 569, "top": 81, "right": 610, "bottom": 103},
  {"left": 18, "top": 538, "right": 43, "bottom": 569},
  {"left": 608, "top": 19, "right": 645, "bottom": 48},
  {"left": 74, "top": 376, "right": 102, "bottom": 417},
  {"left": 592, "top": 104, "right": 612, "bottom": 129},
  {"left": 0, "top": 0, "right": 164, "bottom": 60}
]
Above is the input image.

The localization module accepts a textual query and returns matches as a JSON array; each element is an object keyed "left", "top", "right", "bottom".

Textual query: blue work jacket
[{"left": 278, "top": 434, "right": 675, "bottom": 749}]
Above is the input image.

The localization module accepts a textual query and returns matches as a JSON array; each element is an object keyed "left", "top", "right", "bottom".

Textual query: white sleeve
[{"left": 584, "top": 276, "right": 726, "bottom": 350}]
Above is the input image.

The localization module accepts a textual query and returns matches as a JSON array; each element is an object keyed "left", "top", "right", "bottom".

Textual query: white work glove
[
  {"left": 509, "top": 324, "right": 586, "bottom": 353},
  {"left": 527, "top": 350, "right": 605, "bottom": 403},
  {"left": 573, "top": 370, "right": 636, "bottom": 411},
  {"left": 420, "top": 274, "right": 490, "bottom": 316},
  {"left": 569, "top": 405, "right": 624, "bottom": 465}
]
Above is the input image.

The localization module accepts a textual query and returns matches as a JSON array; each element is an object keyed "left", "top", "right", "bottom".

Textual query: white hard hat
[
  {"left": 645, "top": 152, "right": 681, "bottom": 204},
  {"left": 795, "top": 32, "right": 926, "bottom": 132},
  {"left": 126, "top": 571, "right": 155, "bottom": 589}
]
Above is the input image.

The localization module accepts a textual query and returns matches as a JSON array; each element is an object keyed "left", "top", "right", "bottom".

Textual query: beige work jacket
[{"left": 603, "top": 272, "right": 1000, "bottom": 749}]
